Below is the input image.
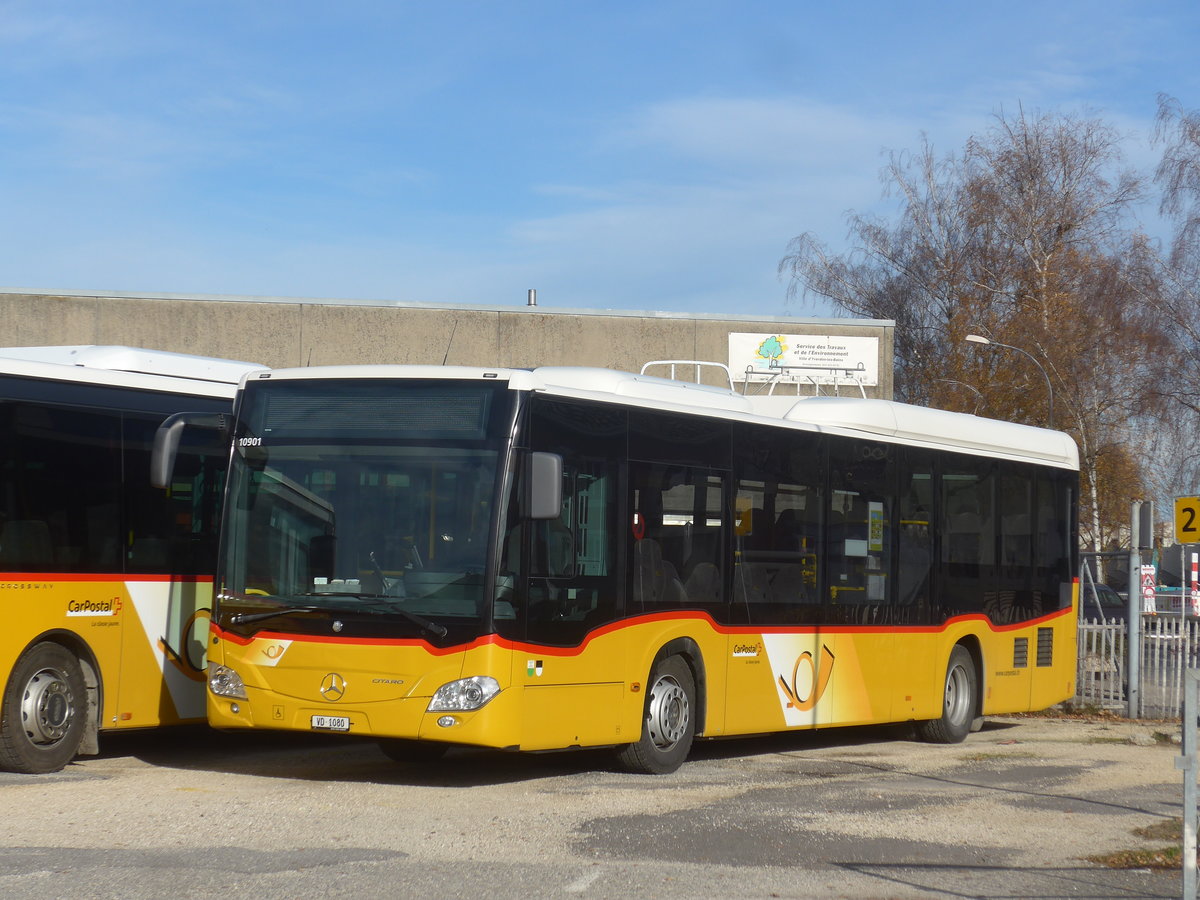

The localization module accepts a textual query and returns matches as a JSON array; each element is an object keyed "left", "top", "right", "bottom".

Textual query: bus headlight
[
  {"left": 208, "top": 662, "right": 248, "bottom": 700},
  {"left": 428, "top": 676, "right": 500, "bottom": 712}
]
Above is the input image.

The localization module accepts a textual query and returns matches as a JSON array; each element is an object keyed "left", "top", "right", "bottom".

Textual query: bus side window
[
  {"left": 939, "top": 459, "right": 996, "bottom": 619},
  {"left": 896, "top": 451, "right": 933, "bottom": 625},
  {"left": 2, "top": 401, "right": 122, "bottom": 573},
  {"left": 0, "top": 519, "right": 53, "bottom": 569},
  {"left": 125, "top": 413, "right": 227, "bottom": 575},
  {"left": 521, "top": 459, "right": 621, "bottom": 645},
  {"left": 827, "top": 439, "right": 893, "bottom": 623},
  {"left": 628, "top": 463, "right": 724, "bottom": 612},
  {"left": 524, "top": 396, "right": 624, "bottom": 646},
  {"left": 1036, "top": 471, "right": 1074, "bottom": 613}
]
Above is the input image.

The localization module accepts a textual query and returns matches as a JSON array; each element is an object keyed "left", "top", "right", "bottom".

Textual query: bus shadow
[
  {"left": 89, "top": 725, "right": 623, "bottom": 786},
  {"left": 82, "top": 718, "right": 1020, "bottom": 788}
]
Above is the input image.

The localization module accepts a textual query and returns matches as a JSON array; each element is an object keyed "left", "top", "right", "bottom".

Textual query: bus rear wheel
[
  {"left": 917, "top": 645, "right": 977, "bottom": 744},
  {"left": 615, "top": 655, "right": 695, "bottom": 775},
  {"left": 0, "top": 643, "right": 88, "bottom": 774}
]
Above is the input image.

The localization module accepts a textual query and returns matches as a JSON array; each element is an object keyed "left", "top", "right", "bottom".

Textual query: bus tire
[
  {"left": 917, "top": 644, "right": 977, "bottom": 744},
  {"left": 0, "top": 642, "right": 88, "bottom": 774},
  {"left": 378, "top": 739, "right": 448, "bottom": 763},
  {"left": 615, "top": 655, "right": 695, "bottom": 775}
]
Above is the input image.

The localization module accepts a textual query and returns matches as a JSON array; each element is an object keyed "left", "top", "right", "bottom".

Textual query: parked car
[{"left": 1080, "top": 583, "right": 1126, "bottom": 623}]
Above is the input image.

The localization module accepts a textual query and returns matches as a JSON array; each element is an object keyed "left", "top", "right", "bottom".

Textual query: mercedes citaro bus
[{"left": 155, "top": 361, "right": 1078, "bottom": 774}]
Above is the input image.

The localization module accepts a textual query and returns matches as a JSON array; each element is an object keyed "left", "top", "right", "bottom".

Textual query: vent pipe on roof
[{"left": 527, "top": 289, "right": 537, "bottom": 307}]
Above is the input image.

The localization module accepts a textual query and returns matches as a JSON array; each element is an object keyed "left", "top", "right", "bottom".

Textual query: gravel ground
[{"left": 0, "top": 715, "right": 1188, "bottom": 898}]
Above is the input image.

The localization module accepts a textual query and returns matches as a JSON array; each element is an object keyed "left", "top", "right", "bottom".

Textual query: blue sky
[{"left": 1, "top": 1, "right": 1198, "bottom": 318}]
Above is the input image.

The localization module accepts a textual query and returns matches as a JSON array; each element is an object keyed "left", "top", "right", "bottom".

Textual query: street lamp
[
  {"left": 964, "top": 334, "right": 1054, "bottom": 429},
  {"left": 934, "top": 378, "right": 985, "bottom": 414}
]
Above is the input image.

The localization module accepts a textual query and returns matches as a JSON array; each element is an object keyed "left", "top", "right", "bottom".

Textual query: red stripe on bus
[
  {"left": 211, "top": 602, "right": 1075, "bottom": 658},
  {"left": 0, "top": 572, "right": 214, "bottom": 583}
]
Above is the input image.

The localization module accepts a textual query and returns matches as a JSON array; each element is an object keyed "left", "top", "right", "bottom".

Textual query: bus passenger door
[
  {"left": 508, "top": 456, "right": 627, "bottom": 750},
  {"left": 824, "top": 440, "right": 898, "bottom": 727},
  {"left": 726, "top": 481, "right": 831, "bottom": 733}
]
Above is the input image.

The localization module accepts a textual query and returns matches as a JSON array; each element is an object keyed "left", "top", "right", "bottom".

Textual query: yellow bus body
[
  {"left": 1, "top": 574, "right": 212, "bottom": 731},
  {"left": 208, "top": 589, "right": 1076, "bottom": 749}
]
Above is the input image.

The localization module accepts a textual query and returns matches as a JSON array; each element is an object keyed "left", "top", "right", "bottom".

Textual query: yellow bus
[
  {"left": 174, "top": 362, "right": 1078, "bottom": 774},
  {"left": 0, "top": 345, "right": 263, "bottom": 773}
]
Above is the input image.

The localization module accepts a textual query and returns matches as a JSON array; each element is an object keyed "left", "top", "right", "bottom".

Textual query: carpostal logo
[
  {"left": 66, "top": 597, "right": 122, "bottom": 617},
  {"left": 732, "top": 642, "right": 762, "bottom": 658}
]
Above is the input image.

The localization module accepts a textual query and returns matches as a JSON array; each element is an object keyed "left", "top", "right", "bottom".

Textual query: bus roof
[
  {"left": 0, "top": 345, "right": 266, "bottom": 398},
  {"left": 531, "top": 366, "right": 1078, "bottom": 470},
  {"left": 251, "top": 362, "right": 1079, "bottom": 471}
]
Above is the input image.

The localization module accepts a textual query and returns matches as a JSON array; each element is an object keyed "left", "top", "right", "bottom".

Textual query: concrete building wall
[{"left": 0, "top": 289, "right": 895, "bottom": 398}]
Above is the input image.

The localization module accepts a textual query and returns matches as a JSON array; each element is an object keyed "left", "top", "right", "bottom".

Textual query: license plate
[{"left": 310, "top": 715, "right": 351, "bottom": 732}]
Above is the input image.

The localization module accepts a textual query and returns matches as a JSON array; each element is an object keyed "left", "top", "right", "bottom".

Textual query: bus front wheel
[
  {"left": 917, "top": 645, "right": 977, "bottom": 744},
  {"left": 0, "top": 642, "right": 88, "bottom": 774},
  {"left": 615, "top": 655, "right": 695, "bottom": 775}
]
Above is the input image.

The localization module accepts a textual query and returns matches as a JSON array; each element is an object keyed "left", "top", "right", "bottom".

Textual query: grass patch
[
  {"left": 1134, "top": 819, "right": 1182, "bottom": 842},
  {"left": 1087, "top": 846, "right": 1181, "bottom": 869},
  {"left": 1086, "top": 818, "right": 1184, "bottom": 869}
]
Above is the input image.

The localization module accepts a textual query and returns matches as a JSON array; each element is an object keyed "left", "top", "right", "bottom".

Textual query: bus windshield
[{"left": 217, "top": 378, "right": 516, "bottom": 641}]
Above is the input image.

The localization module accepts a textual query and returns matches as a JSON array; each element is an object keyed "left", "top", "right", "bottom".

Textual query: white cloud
[
  {"left": 490, "top": 97, "right": 930, "bottom": 312},
  {"left": 617, "top": 95, "right": 913, "bottom": 172}
]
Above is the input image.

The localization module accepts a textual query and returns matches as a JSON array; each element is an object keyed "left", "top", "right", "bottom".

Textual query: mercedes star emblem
[{"left": 319, "top": 672, "right": 347, "bottom": 701}]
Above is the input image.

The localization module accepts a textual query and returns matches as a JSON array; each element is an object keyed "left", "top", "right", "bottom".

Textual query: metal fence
[{"left": 1076, "top": 615, "right": 1200, "bottom": 718}]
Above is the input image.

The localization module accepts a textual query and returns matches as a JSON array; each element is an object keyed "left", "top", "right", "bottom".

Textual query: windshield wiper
[
  {"left": 352, "top": 599, "right": 449, "bottom": 638},
  {"left": 233, "top": 595, "right": 450, "bottom": 639},
  {"left": 228, "top": 606, "right": 320, "bottom": 626}
]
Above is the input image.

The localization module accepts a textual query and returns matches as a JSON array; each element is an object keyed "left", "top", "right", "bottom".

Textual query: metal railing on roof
[{"left": 639, "top": 359, "right": 736, "bottom": 393}]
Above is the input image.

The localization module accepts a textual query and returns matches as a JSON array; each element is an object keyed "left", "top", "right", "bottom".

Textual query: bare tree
[
  {"left": 780, "top": 139, "right": 978, "bottom": 405},
  {"left": 781, "top": 107, "right": 1163, "bottom": 547},
  {"left": 1152, "top": 94, "right": 1200, "bottom": 416}
]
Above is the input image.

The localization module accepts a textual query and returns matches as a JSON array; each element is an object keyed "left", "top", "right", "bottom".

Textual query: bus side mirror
[
  {"left": 529, "top": 452, "right": 562, "bottom": 520},
  {"left": 151, "top": 412, "right": 228, "bottom": 488}
]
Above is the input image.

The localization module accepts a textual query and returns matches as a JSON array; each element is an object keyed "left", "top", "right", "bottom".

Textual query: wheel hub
[
  {"left": 21, "top": 668, "right": 74, "bottom": 745},
  {"left": 945, "top": 664, "right": 970, "bottom": 724},
  {"left": 647, "top": 675, "right": 689, "bottom": 749}
]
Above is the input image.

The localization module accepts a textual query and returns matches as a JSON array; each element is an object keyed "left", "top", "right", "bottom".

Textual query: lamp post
[{"left": 964, "top": 334, "right": 1054, "bottom": 429}]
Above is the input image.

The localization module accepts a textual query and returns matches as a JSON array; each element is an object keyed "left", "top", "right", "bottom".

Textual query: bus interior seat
[
  {"left": 633, "top": 538, "right": 686, "bottom": 607},
  {"left": 683, "top": 561, "right": 720, "bottom": 606},
  {"left": 732, "top": 562, "right": 770, "bottom": 606},
  {"left": 532, "top": 517, "right": 574, "bottom": 578},
  {"left": 633, "top": 537, "right": 663, "bottom": 605},
  {"left": 767, "top": 563, "right": 809, "bottom": 605}
]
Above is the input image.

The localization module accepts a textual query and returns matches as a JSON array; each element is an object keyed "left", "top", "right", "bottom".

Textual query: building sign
[{"left": 730, "top": 333, "right": 879, "bottom": 386}]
